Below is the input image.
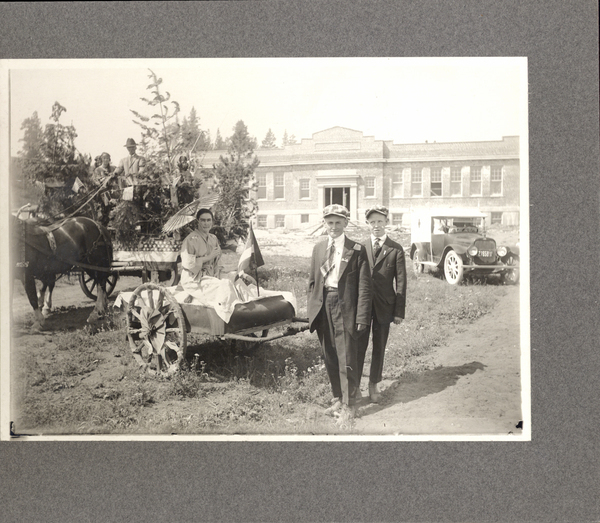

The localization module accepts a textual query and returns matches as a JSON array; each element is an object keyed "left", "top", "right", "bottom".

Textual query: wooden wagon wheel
[
  {"left": 126, "top": 282, "right": 187, "bottom": 376},
  {"left": 141, "top": 263, "right": 180, "bottom": 286},
  {"left": 79, "top": 271, "right": 119, "bottom": 300}
]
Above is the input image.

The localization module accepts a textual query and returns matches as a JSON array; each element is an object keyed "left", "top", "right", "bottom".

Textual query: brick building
[{"left": 203, "top": 126, "right": 520, "bottom": 229}]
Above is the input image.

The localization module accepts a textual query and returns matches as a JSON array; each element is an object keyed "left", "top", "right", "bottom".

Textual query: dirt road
[{"left": 354, "top": 285, "right": 524, "bottom": 436}]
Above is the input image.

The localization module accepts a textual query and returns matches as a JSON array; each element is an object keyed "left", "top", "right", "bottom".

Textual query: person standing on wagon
[
  {"left": 357, "top": 205, "right": 407, "bottom": 403},
  {"left": 307, "top": 204, "right": 372, "bottom": 424},
  {"left": 180, "top": 208, "right": 222, "bottom": 286},
  {"left": 113, "top": 138, "right": 146, "bottom": 189}
]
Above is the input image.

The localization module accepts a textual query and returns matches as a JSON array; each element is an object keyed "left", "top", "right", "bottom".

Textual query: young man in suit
[
  {"left": 357, "top": 205, "right": 407, "bottom": 403},
  {"left": 308, "top": 204, "right": 372, "bottom": 423}
]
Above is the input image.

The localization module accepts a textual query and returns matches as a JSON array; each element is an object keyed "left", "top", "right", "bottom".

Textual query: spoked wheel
[
  {"left": 501, "top": 254, "right": 520, "bottom": 285},
  {"left": 444, "top": 250, "right": 464, "bottom": 285},
  {"left": 126, "top": 283, "right": 187, "bottom": 376},
  {"left": 79, "top": 271, "right": 118, "bottom": 300}
]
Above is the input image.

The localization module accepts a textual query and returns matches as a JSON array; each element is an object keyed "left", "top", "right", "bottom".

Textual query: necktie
[
  {"left": 374, "top": 238, "right": 382, "bottom": 259},
  {"left": 320, "top": 242, "right": 336, "bottom": 279}
]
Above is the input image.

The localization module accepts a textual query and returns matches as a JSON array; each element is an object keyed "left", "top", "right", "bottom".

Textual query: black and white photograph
[{"left": 1, "top": 57, "right": 529, "bottom": 440}]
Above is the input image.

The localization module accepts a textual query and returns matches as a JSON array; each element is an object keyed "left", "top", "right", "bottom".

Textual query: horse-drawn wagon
[{"left": 78, "top": 233, "right": 182, "bottom": 300}]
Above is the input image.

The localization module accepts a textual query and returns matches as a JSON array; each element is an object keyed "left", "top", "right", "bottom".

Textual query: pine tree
[
  {"left": 282, "top": 130, "right": 298, "bottom": 146},
  {"left": 261, "top": 128, "right": 277, "bottom": 148},
  {"left": 214, "top": 128, "right": 225, "bottom": 150},
  {"left": 207, "top": 120, "right": 260, "bottom": 244},
  {"left": 180, "top": 106, "right": 210, "bottom": 154}
]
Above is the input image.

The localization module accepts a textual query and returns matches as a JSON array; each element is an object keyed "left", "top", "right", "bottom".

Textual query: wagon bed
[{"left": 119, "top": 282, "right": 308, "bottom": 375}]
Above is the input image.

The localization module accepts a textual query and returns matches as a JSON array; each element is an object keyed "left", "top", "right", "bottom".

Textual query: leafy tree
[
  {"left": 206, "top": 120, "right": 260, "bottom": 244},
  {"left": 213, "top": 128, "right": 226, "bottom": 150},
  {"left": 261, "top": 128, "right": 277, "bottom": 148},
  {"left": 111, "top": 70, "right": 208, "bottom": 241},
  {"left": 282, "top": 129, "right": 298, "bottom": 146},
  {"left": 130, "top": 69, "right": 182, "bottom": 179},
  {"left": 18, "top": 103, "right": 91, "bottom": 219}
]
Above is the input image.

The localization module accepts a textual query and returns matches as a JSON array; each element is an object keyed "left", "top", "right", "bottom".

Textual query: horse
[{"left": 12, "top": 212, "right": 113, "bottom": 330}]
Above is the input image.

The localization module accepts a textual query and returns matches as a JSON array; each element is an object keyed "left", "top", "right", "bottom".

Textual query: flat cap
[
  {"left": 323, "top": 204, "right": 350, "bottom": 219},
  {"left": 365, "top": 204, "right": 389, "bottom": 219}
]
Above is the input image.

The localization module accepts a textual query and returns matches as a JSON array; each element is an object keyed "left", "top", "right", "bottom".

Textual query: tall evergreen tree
[
  {"left": 180, "top": 106, "right": 210, "bottom": 154},
  {"left": 282, "top": 129, "right": 298, "bottom": 146},
  {"left": 207, "top": 120, "right": 259, "bottom": 243},
  {"left": 213, "top": 128, "right": 226, "bottom": 150},
  {"left": 18, "top": 111, "right": 43, "bottom": 161},
  {"left": 261, "top": 128, "right": 277, "bottom": 148}
]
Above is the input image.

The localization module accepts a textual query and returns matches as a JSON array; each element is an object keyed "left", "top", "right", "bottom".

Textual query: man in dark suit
[
  {"left": 308, "top": 204, "right": 372, "bottom": 424},
  {"left": 357, "top": 205, "right": 407, "bottom": 403}
]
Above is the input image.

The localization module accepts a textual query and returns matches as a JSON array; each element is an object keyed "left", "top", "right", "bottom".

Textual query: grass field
[{"left": 13, "top": 255, "right": 508, "bottom": 435}]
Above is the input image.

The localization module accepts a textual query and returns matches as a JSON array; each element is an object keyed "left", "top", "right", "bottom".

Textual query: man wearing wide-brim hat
[
  {"left": 307, "top": 204, "right": 373, "bottom": 425},
  {"left": 113, "top": 138, "right": 146, "bottom": 188}
]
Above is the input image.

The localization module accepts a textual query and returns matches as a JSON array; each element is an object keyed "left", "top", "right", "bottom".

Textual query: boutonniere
[
  {"left": 341, "top": 256, "right": 351, "bottom": 263},
  {"left": 353, "top": 244, "right": 362, "bottom": 251}
]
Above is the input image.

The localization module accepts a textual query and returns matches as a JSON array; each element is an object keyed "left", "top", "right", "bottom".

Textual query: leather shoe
[
  {"left": 324, "top": 398, "right": 342, "bottom": 416},
  {"left": 369, "top": 382, "right": 382, "bottom": 403},
  {"left": 335, "top": 404, "right": 356, "bottom": 426}
]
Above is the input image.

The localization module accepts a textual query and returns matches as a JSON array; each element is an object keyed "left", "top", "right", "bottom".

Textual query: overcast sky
[{"left": 6, "top": 57, "right": 527, "bottom": 162}]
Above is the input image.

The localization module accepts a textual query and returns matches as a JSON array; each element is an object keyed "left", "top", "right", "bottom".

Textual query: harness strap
[{"left": 21, "top": 235, "right": 114, "bottom": 273}]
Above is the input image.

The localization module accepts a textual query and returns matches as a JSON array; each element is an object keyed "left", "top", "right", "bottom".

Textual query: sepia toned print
[{"left": 1, "top": 57, "right": 529, "bottom": 440}]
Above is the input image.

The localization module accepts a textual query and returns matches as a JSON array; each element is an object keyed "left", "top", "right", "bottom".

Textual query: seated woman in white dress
[{"left": 180, "top": 208, "right": 222, "bottom": 287}]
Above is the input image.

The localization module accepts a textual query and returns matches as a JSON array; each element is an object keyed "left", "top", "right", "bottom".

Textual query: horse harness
[{"left": 16, "top": 218, "right": 113, "bottom": 273}]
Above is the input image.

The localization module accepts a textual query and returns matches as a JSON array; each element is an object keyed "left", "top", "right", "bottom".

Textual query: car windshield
[{"left": 436, "top": 217, "right": 480, "bottom": 233}]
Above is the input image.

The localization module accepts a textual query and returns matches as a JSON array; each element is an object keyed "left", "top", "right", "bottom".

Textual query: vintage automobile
[{"left": 409, "top": 209, "right": 519, "bottom": 285}]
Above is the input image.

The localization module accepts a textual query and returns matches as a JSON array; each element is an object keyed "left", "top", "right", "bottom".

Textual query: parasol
[{"left": 162, "top": 193, "right": 220, "bottom": 233}]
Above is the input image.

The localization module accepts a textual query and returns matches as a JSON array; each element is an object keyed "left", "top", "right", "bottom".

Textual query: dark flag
[{"left": 237, "top": 224, "right": 265, "bottom": 292}]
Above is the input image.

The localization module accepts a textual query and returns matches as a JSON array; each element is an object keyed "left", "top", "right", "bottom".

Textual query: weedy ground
[{"left": 13, "top": 251, "right": 507, "bottom": 436}]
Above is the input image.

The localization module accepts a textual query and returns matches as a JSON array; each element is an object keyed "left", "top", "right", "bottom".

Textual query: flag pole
[{"left": 254, "top": 264, "right": 260, "bottom": 296}]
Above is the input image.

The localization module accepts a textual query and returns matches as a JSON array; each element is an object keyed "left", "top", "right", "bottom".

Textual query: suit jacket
[
  {"left": 115, "top": 154, "right": 146, "bottom": 186},
  {"left": 364, "top": 236, "right": 407, "bottom": 323},
  {"left": 308, "top": 236, "right": 372, "bottom": 338}
]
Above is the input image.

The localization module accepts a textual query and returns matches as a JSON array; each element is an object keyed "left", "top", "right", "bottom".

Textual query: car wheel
[
  {"left": 501, "top": 254, "right": 520, "bottom": 285},
  {"left": 412, "top": 251, "right": 424, "bottom": 275},
  {"left": 444, "top": 250, "right": 464, "bottom": 285}
]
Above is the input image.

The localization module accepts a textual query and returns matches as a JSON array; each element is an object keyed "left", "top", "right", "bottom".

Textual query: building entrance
[{"left": 324, "top": 187, "right": 351, "bottom": 212}]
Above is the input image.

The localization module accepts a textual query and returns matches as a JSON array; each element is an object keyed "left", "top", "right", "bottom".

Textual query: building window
[
  {"left": 365, "top": 177, "right": 376, "bottom": 198},
  {"left": 450, "top": 167, "right": 462, "bottom": 196},
  {"left": 392, "top": 170, "right": 403, "bottom": 198},
  {"left": 275, "top": 214, "right": 285, "bottom": 228},
  {"left": 299, "top": 179, "right": 310, "bottom": 199},
  {"left": 491, "top": 212, "right": 503, "bottom": 225},
  {"left": 392, "top": 213, "right": 403, "bottom": 226},
  {"left": 257, "top": 215, "right": 267, "bottom": 228},
  {"left": 257, "top": 173, "right": 267, "bottom": 200},
  {"left": 300, "top": 214, "right": 309, "bottom": 224},
  {"left": 470, "top": 167, "right": 481, "bottom": 196},
  {"left": 430, "top": 168, "right": 442, "bottom": 197},
  {"left": 491, "top": 167, "right": 503, "bottom": 195},
  {"left": 411, "top": 167, "right": 422, "bottom": 197},
  {"left": 274, "top": 173, "right": 285, "bottom": 199}
]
